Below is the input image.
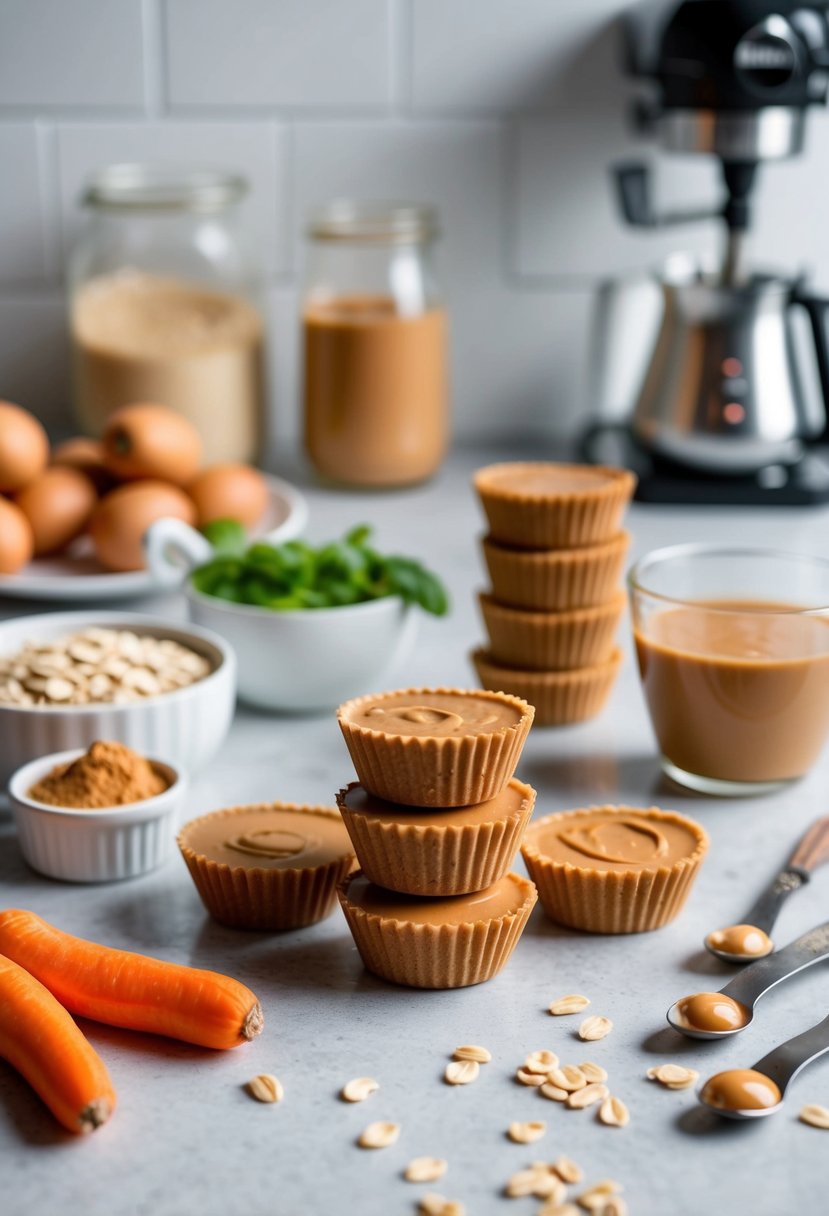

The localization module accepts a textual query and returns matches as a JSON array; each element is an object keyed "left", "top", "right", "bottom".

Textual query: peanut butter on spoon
[
  {"left": 705, "top": 924, "right": 774, "bottom": 960},
  {"left": 675, "top": 992, "right": 750, "bottom": 1033},
  {"left": 700, "top": 1069, "right": 782, "bottom": 1112}
]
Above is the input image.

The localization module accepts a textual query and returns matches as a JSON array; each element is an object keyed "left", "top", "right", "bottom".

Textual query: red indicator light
[
  {"left": 723, "top": 402, "right": 745, "bottom": 424},
  {"left": 722, "top": 357, "right": 743, "bottom": 377}
]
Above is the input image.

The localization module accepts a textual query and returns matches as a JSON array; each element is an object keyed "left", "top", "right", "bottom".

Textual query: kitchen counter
[{"left": 3, "top": 447, "right": 829, "bottom": 1216}]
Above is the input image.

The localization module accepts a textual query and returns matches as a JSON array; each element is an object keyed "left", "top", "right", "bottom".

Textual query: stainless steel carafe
[{"left": 631, "top": 271, "right": 829, "bottom": 472}]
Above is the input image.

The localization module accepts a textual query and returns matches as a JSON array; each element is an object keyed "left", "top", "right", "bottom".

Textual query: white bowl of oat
[{"left": 0, "top": 611, "right": 236, "bottom": 784}]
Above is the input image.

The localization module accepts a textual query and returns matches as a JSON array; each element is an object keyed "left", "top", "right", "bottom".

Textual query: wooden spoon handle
[{"left": 789, "top": 817, "right": 829, "bottom": 873}]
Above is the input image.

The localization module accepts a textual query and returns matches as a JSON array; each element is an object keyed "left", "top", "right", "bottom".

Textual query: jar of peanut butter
[
  {"left": 68, "top": 164, "right": 266, "bottom": 463},
  {"left": 303, "top": 202, "right": 448, "bottom": 488}
]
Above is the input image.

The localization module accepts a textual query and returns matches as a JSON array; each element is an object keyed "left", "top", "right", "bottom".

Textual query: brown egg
[
  {"left": 188, "top": 463, "right": 270, "bottom": 528},
  {"left": 89, "top": 480, "right": 196, "bottom": 572},
  {"left": 0, "top": 497, "right": 35, "bottom": 573},
  {"left": 0, "top": 401, "right": 49, "bottom": 493},
  {"left": 51, "top": 436, "right": 117, "bottom": 493},
  {"left": 15, "top": 467, "right": 98, "bottom": 555},
  {"left": 103, "top": 404, "right": 203, "bottom": 485}
]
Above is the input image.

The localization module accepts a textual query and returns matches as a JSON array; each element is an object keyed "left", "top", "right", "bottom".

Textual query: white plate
[{"left": 0, "top": 473, "right": 308, "bottom": 602}]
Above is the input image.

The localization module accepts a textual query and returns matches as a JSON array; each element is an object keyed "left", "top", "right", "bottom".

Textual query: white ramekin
[
  {"left": 0, "top": 610, "right": 236, "bottom": 784},
  {"left": 8, "top": 750, "right": 185, "bottom": 882}
]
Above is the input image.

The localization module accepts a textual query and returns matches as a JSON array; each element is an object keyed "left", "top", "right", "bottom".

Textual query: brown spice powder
[{"left": 29, "top": 740, "right": 168, "bottom": 808}]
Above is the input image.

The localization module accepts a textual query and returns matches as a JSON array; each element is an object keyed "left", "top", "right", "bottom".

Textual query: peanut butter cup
[
  {"left": 178, "top": 802, "right": 355, "bottom": 930},
  {"left": 479, "top": 591, "right": 625, "bottom": 671},
  {"left": 482, "top": 531, "right": 630, "bottom": 612},
  {"left": 473, "top": 462, "right": 636, "bottom": 550},
  {"left": 337, "top": 870, "right": 537, "bottom": 988},
  {"left": 472, "top": 647, "right": 622, "bottom": 726},
  {"left": 336, "top": 778, "right": 536, "bottom": 897},
  {"left": 521, "top": 805, "right": 708, "bottom": 934},
  {"left": 336, "top": 687, "right": 534, "bottom": 808}
]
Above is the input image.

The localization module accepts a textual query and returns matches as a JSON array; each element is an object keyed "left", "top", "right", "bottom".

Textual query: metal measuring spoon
[
  {"left": 705, "top": 817, "right": 829, "bottom": 964},
  {"left": 668, "top": 920, "right": 829, "bottom": 1039},
  {"left": 698, "top": 1012, "right": 829, "bottom": 1120}
]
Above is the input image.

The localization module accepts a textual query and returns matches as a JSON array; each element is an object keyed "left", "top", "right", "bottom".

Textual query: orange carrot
[
  {"left": 0, "top": 953, "right": 116, "bottom": 1134},
  {"left": 0, "top": 910, "right": 263, "bottom": 1051}
]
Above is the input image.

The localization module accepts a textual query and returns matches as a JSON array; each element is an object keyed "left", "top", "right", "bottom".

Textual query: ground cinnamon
[{"left": 29, "top": 740, "right": 168, "bottom": 808}]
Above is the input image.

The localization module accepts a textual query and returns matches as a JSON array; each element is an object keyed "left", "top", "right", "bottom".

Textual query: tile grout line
[{"left": 34, "top": 120, "right": 62, "bottom": 284}]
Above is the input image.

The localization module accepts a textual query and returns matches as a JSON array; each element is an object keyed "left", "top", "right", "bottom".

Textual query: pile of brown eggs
[{"left": 0, "top": 401, "right": 269, "bottom": 575}]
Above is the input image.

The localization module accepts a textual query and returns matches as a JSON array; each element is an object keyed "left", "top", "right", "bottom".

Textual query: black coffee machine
[{"left": 584, "top": 0, "right": 829, "bottom": 503}]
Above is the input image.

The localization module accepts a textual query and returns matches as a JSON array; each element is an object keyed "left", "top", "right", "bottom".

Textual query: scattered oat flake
[
  {"left": 578, "top": 1015, "right": 613, "bottom": 1042},
  {"left": 445, "top": 1059, "right": 480, "bottom": 1086},
  {"left": 341, "top": 1076, "right": 379, "bottom": 1102},
  {"left": 549, "top": 994, "right": 591, "bottom": 1016},
  {"left": 517, "top": 1067, "right": 547, "bottom": 1087},
  {"left": 554, "top": 1156, "right": 583, "bottom": 1184},
  {"left": 566, "top": 1082, "right": 609, "bottom": 1109},
  {"left": 245, "top": 1074, "right": 283, "bottom": 1104},
  {"left": 800, "top": 1103, "right": 829, "bottom": 1129},
  {"left": 647, "top": 1063, "right": 698, "bottom": 1090},
  {"left": 453, "top": 1044, "right": 491, "bottom": 1064},
  {"left": 524, "top": 1049, "right": 560, "bottom": 1074},
  {"left": 539, "top": 1082, "right": 569, "bottom": 1102},
  {"left": 405, "top": 1157, "right": 448, "bottom": 1183},
  {"left": 598, "top": 1096, "right": 629, "bottom": 1127},
  {"left": 358, "top": 1121, "right": 400, "bottom": 1148},
  {"left": 507, "top": 1120, "right": 547, "bottom": 1144},
  {"left": 547, "top": 1065, "right": 587, "bottom": 1092}
]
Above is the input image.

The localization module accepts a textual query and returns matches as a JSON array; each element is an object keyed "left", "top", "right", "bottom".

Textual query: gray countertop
[{"left": 3, "top": 448, "right": 829, "bottom": 1216}]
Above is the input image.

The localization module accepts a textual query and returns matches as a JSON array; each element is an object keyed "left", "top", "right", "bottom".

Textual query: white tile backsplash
[
  {"left": 0, "top": 125, "right": 48, "bottom": 282},
  {"left": 164, "top": 0, "right": 391, "bottom": 111},
  {"left": 411, "top": 0, "right": 628, "bottom": 114},
  {"left": 57, "top": 121, "right": 288, "bottom": 275},
  {"left": 0, "top": 0, "right": 827, "bottom": 443},
  {"left": 0, "top": 0, "right": 145, "bottom": 109}
]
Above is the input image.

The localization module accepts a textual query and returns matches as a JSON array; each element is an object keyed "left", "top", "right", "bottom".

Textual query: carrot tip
[
  {"left": 79, "top": 1097, "right": 113, "bottom": 1133},
  {"left": 242, "top": 1001, "right": 264, "bottom": 1041}
]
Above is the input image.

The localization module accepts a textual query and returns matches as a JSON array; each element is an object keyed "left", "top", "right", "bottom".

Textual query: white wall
[{"left": 2, "top": 0, "right": 829, "bottom": 461}]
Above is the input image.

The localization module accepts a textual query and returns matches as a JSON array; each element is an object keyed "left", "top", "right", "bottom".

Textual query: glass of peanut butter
[
  {"left": 629, "top": 544, "right": 829, "bottom": 795},
  {"left": 69, "top": 164, "right": 265, "bottom": 464},
  {"left": 302, "top": 201, "right": 448, "bottom": 488}
]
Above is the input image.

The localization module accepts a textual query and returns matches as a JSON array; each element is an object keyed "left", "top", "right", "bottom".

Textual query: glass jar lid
[
  {"left": 82, "top": 164, "right": 248, "bottom": 214},
  {"left": 308, "top": 200, "right": 439, "bottom": 244}
]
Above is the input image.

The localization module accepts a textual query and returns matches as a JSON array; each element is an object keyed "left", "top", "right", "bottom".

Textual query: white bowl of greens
[{"left": 145, "top": 520, "right": 448, "bottom": 712}]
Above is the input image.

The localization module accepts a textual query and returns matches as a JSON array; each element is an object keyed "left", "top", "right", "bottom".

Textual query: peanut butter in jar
[{"left": 302, "top": 204, "right": 449, "bottom": 488}]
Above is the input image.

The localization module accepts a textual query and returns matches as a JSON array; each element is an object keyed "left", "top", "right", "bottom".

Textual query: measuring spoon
[
  {"left": 698, "top": 1012, "right": 829, "bottom": 1120},
  {"left": 668, "top": 920, "right": 829, "bottom": 1039},
  {"left": 705, "top": 817, "right": 829, "bottom": 964}
]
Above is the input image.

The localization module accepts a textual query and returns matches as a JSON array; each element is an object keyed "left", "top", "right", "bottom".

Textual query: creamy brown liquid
[
  {"left": 181, "top": 806, "right": 352, "bottom": 870},
  {"left": 676, "top": 992, "right": 749, "bottom": 1032},
  {"left": 343, "top": 692, "right": 524, "bottom": 737},
  {"left": 530, "top": 809, "right": 701, "bottom": 873},
  {"left": 72, "top": 272, "right": 264, "bottom": 463},
  {"left": 706, "top": 924, "right": 774, "bottom": 958},
  {"left": 700, "top": 1069, "right": 781, "bottom": 1111},
  {"left": 342, "top": 872, "right": 529, "bottom": 924},
  {"left": 339, "top": 778, "right": 532, "bottom": 827},
  {"left": 635, "top": 600, "right": 829, "bottom": 784},
  {"left": 303, "top": 296, "right": 447, "bottom": 487}
]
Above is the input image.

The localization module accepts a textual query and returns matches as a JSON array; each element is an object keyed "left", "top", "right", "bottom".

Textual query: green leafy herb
[{"left": 191, "top": 526, "right": 449, "bottom": 616}]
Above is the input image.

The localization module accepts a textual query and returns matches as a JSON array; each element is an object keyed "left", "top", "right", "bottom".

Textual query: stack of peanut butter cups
[
  {"left": 335, "top": 688, "right": 538, "bottom": 989},
  {"left": 471, "top": 462, "right": 636, "bottom": 726}
]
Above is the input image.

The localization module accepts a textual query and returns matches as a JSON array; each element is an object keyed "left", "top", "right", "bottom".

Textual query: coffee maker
[{"left": 585, "top": 0, "right": 829, "bottom": 503}]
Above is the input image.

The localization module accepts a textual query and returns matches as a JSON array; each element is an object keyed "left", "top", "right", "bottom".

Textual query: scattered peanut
[
  {"left": 358, "top": 1121, "right": 400, "bottom": 1148},
  {"left": 524, "top": 1049, "right": 560, "bottom": 1074},
  {"left": 517, "top": 1067, "right": 547, "bottom": 1087},
  {"left": 507, "top": 1120, "right": 547, "bottom": 1144},
  {"left": 578, "top": 1016, "right": 613, "bottom": 1042},
  {"left": 578, "top": 1063, "right": 608, "bottom": 1084},
  {"left": 539, "top": 1082, "right": 570, "bottom": 1102},
  {"left": 419, "top": 1195, "right": 465, "bottom": 1216},
  {"left": 453, "top": 1045, "right": 491, "bottom": 1064},
  {"left": 553, "top": 1156, "right": 584, "bottom": 1184},
  {"left": 566, "top": 1083, "right": 609, "bottom": 1110},
  {"left": 341, "top": 1076, "right": 379, "bottom": 1103},
  {"left": 549, "top": 994, "right": 591, "bottom": 1016},
  {"left": 444, "top": 1060, "right": 480, "bottom": 1086},
  {"left": 245, "top": 1073, "right": 283, "bottom": 1104},
  {"left": 547, "top": 1065, "right": 587, "bottom": 1092},
  {"left": 598, "top": 1096, "right": 629, "bottom": 1128},
  {"left": 405, "top": 1157, "right": 448, "bottom": 1183},
  {"left": 647, "top": 1063, "right": 698, "bottom": 1090},
  {"left": 799, "top": 1103, "right": 829, "bottom": 1129}
]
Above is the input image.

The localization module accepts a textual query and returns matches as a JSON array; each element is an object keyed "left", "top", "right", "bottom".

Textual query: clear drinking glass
[{"left": 628, "top": 544, "right": 829, "bottom": 795}]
